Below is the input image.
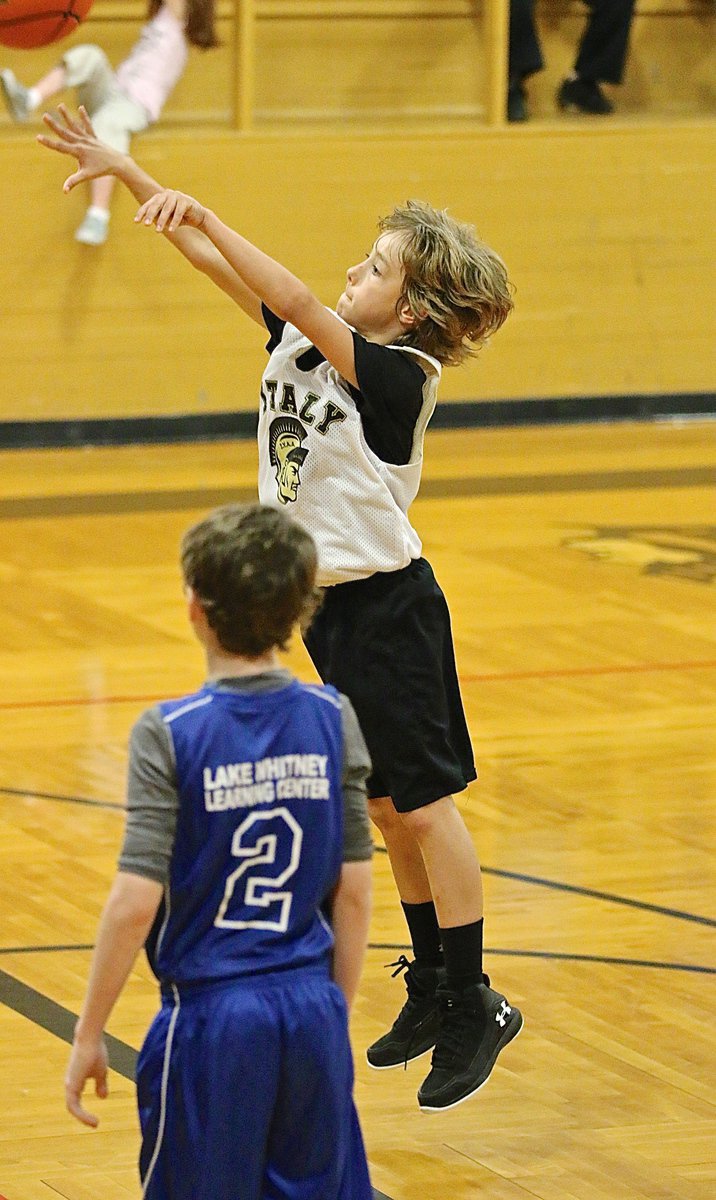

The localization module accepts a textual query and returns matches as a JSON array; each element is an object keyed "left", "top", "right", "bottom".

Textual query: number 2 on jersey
[{"left": 214, "top": 807, "right": 303, "bottom": 932}]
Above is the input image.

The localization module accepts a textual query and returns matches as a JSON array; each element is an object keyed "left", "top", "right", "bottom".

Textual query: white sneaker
[
  {"left": 0, "top": 69, "right": 31, "bottom": 122},
  {"left": 75, "top": 213, "right": 109, "bottom": 246}
]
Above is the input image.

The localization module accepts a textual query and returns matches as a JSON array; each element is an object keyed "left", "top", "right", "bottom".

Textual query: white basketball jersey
[{"left": 257, "top": 317, "right": 441, "bottom": 586}]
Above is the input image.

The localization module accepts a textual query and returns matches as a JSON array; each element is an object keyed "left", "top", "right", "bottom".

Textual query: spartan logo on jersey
[
  {"left": 269, "top": 416, "right": 309, "bottom": 505},
  {"left": 563, "top": 524, "right": 716, "bottom": 584}
]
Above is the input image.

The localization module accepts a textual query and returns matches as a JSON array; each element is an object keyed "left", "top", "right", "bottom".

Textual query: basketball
[{"left": 0, "top": 0, "right": 94, "bottom": 50}]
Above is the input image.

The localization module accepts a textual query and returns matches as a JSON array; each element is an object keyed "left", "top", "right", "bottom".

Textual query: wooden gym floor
[{"left": 0, "top": 419, "right": 714, "bottom": 1200}]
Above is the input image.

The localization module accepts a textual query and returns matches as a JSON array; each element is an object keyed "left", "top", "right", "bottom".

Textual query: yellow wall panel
[{"left": 0, "top": 120, "right": 713, "bottom": 423}]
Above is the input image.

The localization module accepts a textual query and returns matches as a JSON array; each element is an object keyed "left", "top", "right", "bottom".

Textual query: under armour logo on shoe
[{"left": 495, "top": 1001, "right": 512, "bottom": 1027}]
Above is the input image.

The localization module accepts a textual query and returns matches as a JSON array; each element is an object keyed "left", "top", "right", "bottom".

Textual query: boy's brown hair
[
  {"left": 379, "top": 199, "right": 514, "bottom": 367},
  {"left": 181, "top": 504, "right": 319, "bottom": 657},
  {"left": 148, "top": 0, "right": 220, "bottom": 49}
]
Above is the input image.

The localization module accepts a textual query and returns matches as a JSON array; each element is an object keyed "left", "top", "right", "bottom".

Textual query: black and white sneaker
[
  {"left": 366, "top": 956, "right": 443, "bottom": 1069},
  {"left": 417, "top": 977, "right": 523, "bottom": 1111}
]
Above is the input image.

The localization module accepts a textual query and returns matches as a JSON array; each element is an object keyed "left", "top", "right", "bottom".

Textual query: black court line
[
  {"left": 482, "top": 865, "right": 716, "bottom": 927},
  {"left": 0, "top": 464, "right": 713, "bottom": 521},
  {"left": 3, "top": 788, "right": 714, "bottom": 931},
  {"left": 374, "top": 845, "right": 716, "bottom": 929},
  {"left": 369, "top": 944, "right": 715, "bottom": 976},
  {"left": 3, "top": 939, "right": 712, "bottom": 977},
  {"left": 0, "top": 943, "right": 94, "bottom": 955},
  {"left": 0, "top": 784, "right": 125, "bottom": 811},
  {"left": 0, "top": 968, "right": 139, "bottom": 1080},
  {"left": 0, "top": 966, "right": 393, "bottom": 1200},
  {"left": 0, "top": 486, "right": 258, "bottom": 520}
]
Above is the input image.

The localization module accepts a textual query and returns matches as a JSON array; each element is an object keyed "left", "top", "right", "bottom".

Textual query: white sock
[
  {"left": 26, "top": 86, "right": 42, "bottom": 112},
  {"left": 86, "top": 206, "right": 110, "bottom": 224}
]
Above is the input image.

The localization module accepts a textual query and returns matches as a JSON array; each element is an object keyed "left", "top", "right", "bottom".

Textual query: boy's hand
[
  {"left": 135, "top": 189, "right": 208, "bottom": 234},
  {"left": 65, "top": 1033, "right": 109, "bottom": 1128},
  {"left": 36, "top": 103, "right": 122, "bottom": 192}
]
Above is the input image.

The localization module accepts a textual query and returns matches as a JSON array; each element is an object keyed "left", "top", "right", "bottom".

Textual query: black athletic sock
[
  {"left": 440, "top": 918, "right": 484, "bottom": 992},
  {"left": 401, "top": 900, "right": 443, "bottom": 967}
]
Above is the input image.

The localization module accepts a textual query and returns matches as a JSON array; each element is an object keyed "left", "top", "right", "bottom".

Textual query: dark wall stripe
[{"left": 0, "top": 392, "right": 714, "bottom": 450}]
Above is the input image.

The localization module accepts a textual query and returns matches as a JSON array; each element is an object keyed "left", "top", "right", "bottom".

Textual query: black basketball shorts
[{"left": 303, "top": 557, "right": 476, "bottom": 812}]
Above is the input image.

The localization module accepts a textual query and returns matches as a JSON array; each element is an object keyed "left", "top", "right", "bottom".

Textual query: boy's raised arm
[
  {"left": 136, "top": 187, "right": 359, "bottom": 386},
  {"left": 37, "top": 106, "right": 264, "bottom": 326}
]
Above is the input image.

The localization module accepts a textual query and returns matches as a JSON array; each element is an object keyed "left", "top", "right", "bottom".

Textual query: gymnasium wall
[{"left": 0, "top": 2, "right": 714, "bottom": 440}]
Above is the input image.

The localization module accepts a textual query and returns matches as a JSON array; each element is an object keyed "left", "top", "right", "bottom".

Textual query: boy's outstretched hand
[
  {"left": 135, "top": 189, "right": 208, "bottom": 234},
  {"left": 37, "top": 103, "right": 122, "bottom": 192}
]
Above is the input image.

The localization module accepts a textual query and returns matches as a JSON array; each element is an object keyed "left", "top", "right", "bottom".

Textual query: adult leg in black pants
[
  {"left": 507, "top": 0, "right": 635, "bottom": 122},
  {"left": 508, "top": 0, "right": 543, "bottom": 122},
  {"left": 558, "top": 0, "right": 636, "bottom": 113}
]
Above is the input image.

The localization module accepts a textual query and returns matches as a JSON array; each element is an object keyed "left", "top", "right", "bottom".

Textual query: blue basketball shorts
[{"left": 136, "top": 971, "right": 372, "bottom": 1200}]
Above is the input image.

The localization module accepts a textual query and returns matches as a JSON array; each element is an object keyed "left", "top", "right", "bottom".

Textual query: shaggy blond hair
[{"left": 378, "top": 200, "right": 513, "bottom": 367}]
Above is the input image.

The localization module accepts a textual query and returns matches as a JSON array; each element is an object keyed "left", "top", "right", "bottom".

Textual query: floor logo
[{"left": 562, "top": 525, "right": 716, "bottom": 583}]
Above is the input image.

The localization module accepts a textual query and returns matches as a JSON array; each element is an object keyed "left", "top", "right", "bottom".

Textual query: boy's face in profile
[{"left": 336, "top": 231, "right": 412, "bottom": 344}]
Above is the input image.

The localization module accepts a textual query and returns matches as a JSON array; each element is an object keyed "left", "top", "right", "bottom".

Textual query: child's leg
[
  {"left": 89, "top": 176, "right": 116, "bottom": 212},
  {"left": 368, "top": 795, "right": 432, "bottom": 906},
  {"left": 0, "top": 63, "right": 66, "bottom": 122},
  {"left": 401, "top": 795, "right": 483, "bottom": 929},
  {"left": 74, "top": 93, "right": 148, "bottom": 245},
  {"left": 400, "top": 795, "right": 522, "bottom": 1111},
  {"left": 62, "top": 45, "right": 117, "bottom": 113},
  {"left": 366, "top": 795, "right": 445, "bottom": 1070},
  {"left": 28, "top": 64, "right": 68, "bottom": 108}
]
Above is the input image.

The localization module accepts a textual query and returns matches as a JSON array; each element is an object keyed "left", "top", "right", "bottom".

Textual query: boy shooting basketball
[
  {"left": 64, "top": 503, "right": 374, "bottom": 1199},
  {"left": 40, "top": 105, "right": 523, "bottom": 1112}
]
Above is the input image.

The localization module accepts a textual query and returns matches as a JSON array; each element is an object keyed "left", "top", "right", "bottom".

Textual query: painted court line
[
  {"left": 461, "top": 658, "right": 716, "bottom": 684},
  {"left": 0, "top": 967, "right": 392, "bottom": 1200},
  {"left": 370, "top": 945, "right": 715, "bottom": 975},
  {"left": 3, "top": 941, "right": 712, "bottom": 976},
  {"left": 0, "top": 656, "right": 712, "bottom": 715},
  {"left": 0, "top": 785, "right": 124, "bottom": 811},
  {"left": 3, "top": 789, "right": 715, "bottom": 930}
]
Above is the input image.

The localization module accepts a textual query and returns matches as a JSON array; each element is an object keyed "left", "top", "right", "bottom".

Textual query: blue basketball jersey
[{"left": 150, "top": 679, "right": 345, "bottom": 986}]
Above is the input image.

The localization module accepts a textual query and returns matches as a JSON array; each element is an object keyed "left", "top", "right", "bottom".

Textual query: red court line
[
  {"left": 0, "top": 693, "right": 170, "bottom": 712},
  {"left": 0, "top": 659, "right": 714, "bottom": 712},
  {"left": 462, "top": 659, "right": 716, "bottom": 684}
]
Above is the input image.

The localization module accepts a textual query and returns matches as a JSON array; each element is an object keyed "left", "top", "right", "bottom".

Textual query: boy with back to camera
[
  {"left": 40, "top": 105, "right": 524, "bottom": 1112},
  {"left": 64, "top": 503, "right": 374, "bottom": 1200}
]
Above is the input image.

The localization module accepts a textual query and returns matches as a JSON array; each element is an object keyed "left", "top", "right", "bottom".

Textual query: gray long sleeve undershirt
[{"left": 118, "top": 670, "right": 373, "bottom": 884}]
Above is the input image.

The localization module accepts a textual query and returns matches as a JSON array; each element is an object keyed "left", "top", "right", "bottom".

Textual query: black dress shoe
[{"left": 557, "top": 77, "right": 614, "bottom": 115}]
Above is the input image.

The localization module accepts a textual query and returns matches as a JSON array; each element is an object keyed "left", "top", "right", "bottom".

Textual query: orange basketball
[{"left": 0, "top": 0, "right": 94, "bottom": 50}]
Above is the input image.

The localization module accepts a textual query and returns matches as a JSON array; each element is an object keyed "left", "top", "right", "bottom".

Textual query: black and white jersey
[{"left": 257, "top": 306, "right": 441, "bottom": 586}]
